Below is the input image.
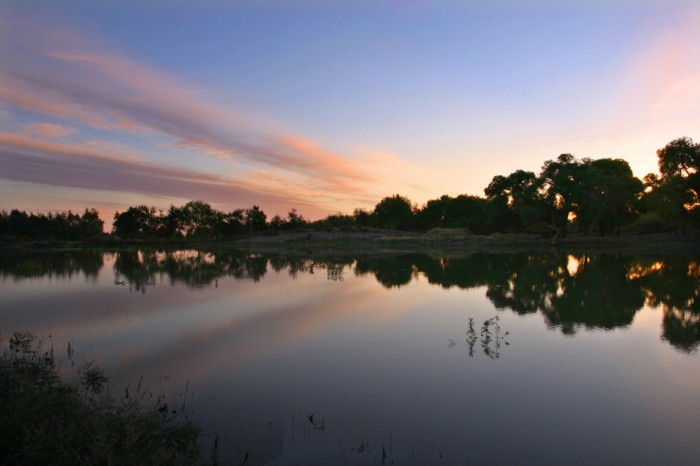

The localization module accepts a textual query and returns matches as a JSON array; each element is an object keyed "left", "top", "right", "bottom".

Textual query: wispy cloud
[
  {"left": 0, "top": 12, "right": 392, "bottom": 207},
  {"left": 0, "top": 134, "right": 345, "bottom": 216},
  {"left": 21, "top": 122, "right": 77, "bottom": 139}
]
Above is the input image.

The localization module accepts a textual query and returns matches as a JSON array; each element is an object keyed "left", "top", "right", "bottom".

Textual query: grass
[{"left": 0, "top": 332, "right": 208, "bottom": 465}]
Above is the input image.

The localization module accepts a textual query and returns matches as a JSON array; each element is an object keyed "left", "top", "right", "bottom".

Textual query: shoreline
[{"left": 1, "top": 229, "right": 698, "bottom": 255}]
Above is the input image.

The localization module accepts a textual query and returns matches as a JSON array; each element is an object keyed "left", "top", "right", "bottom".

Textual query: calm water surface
[{"left": 1, "top": 249, "right": 699, "bottom": 465}]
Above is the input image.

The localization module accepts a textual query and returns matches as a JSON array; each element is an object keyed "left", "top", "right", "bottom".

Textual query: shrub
[{"left": 0, "top": 332, "right": 205, "bottom": 465}]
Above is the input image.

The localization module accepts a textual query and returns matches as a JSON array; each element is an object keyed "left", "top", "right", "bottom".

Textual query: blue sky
[{"left": 1, "top": 0, "right": 699, "bottom": 226}]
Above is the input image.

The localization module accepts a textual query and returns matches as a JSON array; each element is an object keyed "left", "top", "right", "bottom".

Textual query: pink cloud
[
  {"left": 0, "top": 15, "right": 383, "bottom": 196},
  {"left": 21, "top": 122, "right": 77, "bottom": 139},
  {"left": 616, "top": 5, "right": 700, "bottom": 126},
  {"left": 0, "top": 134, "right": 346, "bottom": 218}
]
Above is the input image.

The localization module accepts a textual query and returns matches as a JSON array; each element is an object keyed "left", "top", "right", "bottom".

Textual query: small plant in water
[
  {"left": 353, "top": 440, "right": 370, "bottom": 453},
  {"left": 465, "top": 315, "right": 510, "bottom": 359},
  {"left": 78, "top": 360, "right": 109, "bottom": 399}
]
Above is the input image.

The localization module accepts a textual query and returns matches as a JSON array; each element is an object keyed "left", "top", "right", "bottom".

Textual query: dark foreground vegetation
[
  {"left": 1, "top": 137, "right": 698, "bottom": 242},
  {"left": 0, "top": 332, "right": 207, "bottom": 465}
]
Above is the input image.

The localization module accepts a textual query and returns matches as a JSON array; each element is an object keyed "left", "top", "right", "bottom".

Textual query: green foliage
[
  {"left": 484, "top": 170, "right": 547, "bottom": 232},
  {"left": 314, "top": 213, "right": 356, "bottom": 229},
  {"left": 353, "top": 208, "right": 372, "bottom": 227},
  {"left": 0, "top": 332, "right": 205, "bottom": 465},
  {"left": 270, "top": 208, "right": 308, "bottom": 231},
  {"left": 417, "top": 194, "right": 489, "bottom": 233},
  {"left": 245, "top": 205, "right": 267, "bottom": 232},
  {"left": 112, "top": 205, "right": 164, "bottom": 239},
  {"left": 657, "top": 137, "right": 700, "bottom": 195},
  {"left": 0, "top": 208, "right": 104, "bottom": 241},
  {"left": 373, "top": 194, "right": 415, "bottom": 230},
  {"left": 643, "top": 172, "right": 697, "bottom": 233},
  {"left": 576, "top": 158, "right": 643, "bottom": 236},
  {"left": 536, "top": 155, "right": 645, "bottom": 236},
  {"left": 177, "top": 200, "right": 224, "bottom": 239},
  {"left": 649, "top": 137, "right": 700, "bottom": 232}
]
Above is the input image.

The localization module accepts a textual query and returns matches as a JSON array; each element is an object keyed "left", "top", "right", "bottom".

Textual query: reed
[{"left": 0, "top": 331, "right": 209, "bottom": 465}]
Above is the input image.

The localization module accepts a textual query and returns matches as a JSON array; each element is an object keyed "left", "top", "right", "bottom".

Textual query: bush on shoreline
[{"left": 0, "top": 332, "right": 206, "bottom": 465}]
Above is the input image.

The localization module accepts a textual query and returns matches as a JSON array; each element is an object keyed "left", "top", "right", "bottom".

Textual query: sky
[{"left": 1, "top": 0, "right": 699, "bottom": 229}]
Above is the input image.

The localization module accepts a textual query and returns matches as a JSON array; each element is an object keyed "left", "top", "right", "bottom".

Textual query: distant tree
[
  {"left": 485, "top": 170, "right": 544, "bottom": 232},
  {"left": 2, "top": 210, "right": 29, "bottom": 238},
  {"left": 245, "top": 205, "right": 267, "bottom": 232},
  {"left": 79, "top": 208, "right": 104, "bottom": 240},
  {"left": 315, "top": 213, "right": 355, "bottom": 229},
  {"left": 353, "top": 208, "right": 372, "bottom": 227},
  {"left": 161, "top": 205, "right": 183, "bottom": 238},
  {"left": 417, "top": 195, "right": 452, "bottom": 230},
  {"left": 373, "top": 194, "right": 415, "bottom": 230},
  {"left": 651, "top": 137, "right": 700, "bottom": 232},
  {"left": 642, "top": 173, "right": 695, "bottom": 233},
  {"left": 284, "top": 208, "right": 307, "bottom": 230},
  {"left": 657, "top": 137, "right": 700, "bottom": 198},
  {"left": 0, "top": 208, "right": 104, "bottom": 241},
  {"left": 580, "top": 158, "right": 643, "bottom": 236},
  {"left": 112, "top": 206, "right": 162, "bottom": 239},
  {"left": 449, "top": 195, "right": 490, "bottom": 233},
  {"left": 538, "top": 154, "right": 581, "bottom": 237},
  {"left": 220, "top": 209, "right": 246, "bottom": 237},
  {"left": 177, "top": 201, "right": 223, "bottom": 239},
  {"left": 417, "top": 194, "right": 489, "bottom": 233},
  {"left": 269, "top": 215, "right": 284, "bottom": 231}
]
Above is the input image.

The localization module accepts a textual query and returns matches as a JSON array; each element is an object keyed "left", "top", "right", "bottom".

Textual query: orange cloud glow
[
  {"left": 0, "top": 13, "right": 426, "bottom": 218},
  {"left": 21, "top": 122, "right": 77, "bottom": 139}
]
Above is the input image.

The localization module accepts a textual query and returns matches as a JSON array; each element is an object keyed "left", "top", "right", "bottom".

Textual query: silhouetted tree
[
  {"left": 78, "top": 209, "right": 105, "bottom": 240},
  {"left": 485, "top": 170, "right": 545, "bottom": 232},
  {"left": 373, "top": 194, "right": 415, "bottom": 230},
  {"left": 315, "top": 213, "right": 355, "bottom": 229},
  {"left": 1, "top": 208, "right": 104, "bottom": 241},
  {"left": 113, "top": 206, "right": 162, "bottom": 239},
  {"left": 657, "top": 137, "right": 700, "bottom": 198},
  {"left": 278, "top": 208, "right": 307, "bottom": 230},
  {"left": 175, "top": 201, "right": 223, "bottom": 239},
  {"left": 539, "top": 153, "right": 581, "bottom": 237},
  {"left": 245, "top": 205, "right": 267, "bottom": 232},
  {"left": 353, "top": 208, "right": 372, "bottom": 227},
  {"left": 221, "top": 209, "right": 246, "bottom": 237},
  {"left": 645, "top": 137, "right": 700, "bottom": 232},
  {"left": 574, "top": 159, "right": 643, "bottom": 235}
]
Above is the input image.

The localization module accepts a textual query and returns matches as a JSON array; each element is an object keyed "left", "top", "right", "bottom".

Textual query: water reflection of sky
[{"left": 1, "top": 250, "right": 699, "bottom": 465}]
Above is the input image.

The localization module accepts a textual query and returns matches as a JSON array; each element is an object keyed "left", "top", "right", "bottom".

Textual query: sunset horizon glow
[{"left": 2, "top": 1, "right": 699, "bottom": 230}]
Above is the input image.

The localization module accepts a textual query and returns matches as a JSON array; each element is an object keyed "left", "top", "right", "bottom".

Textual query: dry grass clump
[
  {"left": 0, "top": 332, "right": 205, "bottom": 465},
  {"left": 420, "top": 228, "right": 474, "bottom": 241}
]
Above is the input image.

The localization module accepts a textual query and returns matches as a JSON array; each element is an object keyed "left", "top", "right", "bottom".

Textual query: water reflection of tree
[
  {"left": 114, "top": 250, "right": 158, "bottom": 291},
  {"left": 112, "top": 251, "right": 355, "bottom": 291},
  {"left": 354, "top": 256, "right": 418, "bottom": 288},
  {"left": 5, "top": 248, "right": 697, "bottom": 353},
  {"left": 268, "top": 256, "right": 353, "bottom": 281},
  {"left": 352, "top": 251, "right": 699, "bottom": 352},
  {"left": 634, "top": 258, "right": 700, "bottom": 353},
  {"left": 483, "top": 254, "right": 562, "bottom": 315},
  {"left": 113, "top": 250, "right": 270, "bottom": 290},
  {"left": 0, "top": 250, "right": 103, "bottom": 280},
  {"left": 541, "top": 254, "right": 645, "bottom": 334}
]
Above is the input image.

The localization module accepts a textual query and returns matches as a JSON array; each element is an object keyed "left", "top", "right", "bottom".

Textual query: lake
[{"left": 1, "top": 248, "right": 699, "bottom": 465}]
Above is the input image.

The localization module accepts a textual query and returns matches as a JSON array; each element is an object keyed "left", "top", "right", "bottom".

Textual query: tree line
[
  {"left": 1, "top": 137, "right": 698, "bottom": 241},
  {"left": 0, "top": 209, "right": 103, "bottom": 241}
]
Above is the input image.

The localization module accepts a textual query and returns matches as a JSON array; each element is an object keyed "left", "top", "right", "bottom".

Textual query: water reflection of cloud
[{"left": 110, "top": 271, "right": 424, "bottom": 384}]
